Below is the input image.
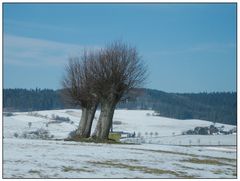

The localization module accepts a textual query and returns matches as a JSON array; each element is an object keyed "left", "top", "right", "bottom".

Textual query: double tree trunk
[
  {"left": 92, "top": 101, "right": 116, "bottom": 140},
  {"left": 76, "top": 103, "right": 98, "bottom": 138}
]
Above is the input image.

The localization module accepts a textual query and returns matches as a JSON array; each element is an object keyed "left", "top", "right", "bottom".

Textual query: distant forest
[{"left": 3, "top": 88, "right": 237, "bottom": 125}]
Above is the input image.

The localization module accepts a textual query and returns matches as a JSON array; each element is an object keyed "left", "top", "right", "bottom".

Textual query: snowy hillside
[
  {"left": 4, "top": 109, "right": 236, "bottom": 145},
  {"left": 3, "top": 109, "right": 237, "bottom": 178}
]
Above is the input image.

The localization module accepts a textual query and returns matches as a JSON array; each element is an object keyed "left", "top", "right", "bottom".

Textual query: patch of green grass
[
  {"left": 131, "top": 148, "right": 236, "bottom": 164},
  {"left": 212, "top": 169, "right": 225, "bottom": 175},
  {"left": 173, "top": 163, "right": 204, "bottom": 171},
  {"left": 108, "top": 133, "right": 121, "bottom": 142},
  {"left": 125, "top": 159, "right": 140, "bottom": 163},
  {"left": 14, "top": 160, "right": 27, "bottom": 163},
  {"left": 134, "top": 148, "right": 197, "bottom": 157},
  {"left": 64, "top": 137, "right": 135, "bottom": 145},
  {"left": 64, "top": 136, "right": 130, "bottom": 144},
  {"left": 62, "top": 166, "right": 94, "bottom": 173},
  {"left": 216, "top": 157, "right": 236, "bottom": 163},
  {"left": 88, "top": 160, "right": 196, "bottom": 178},
  {"left": 8, "top": 175, "right": 25, "bottom": 179},
  {"left": 178, "top": 174, "right": 196, "bottom": 179},
  {"left": 213, "top": 169, "right": 237, "bottom": 178},
  {"left": 28, "top": 170, "right": 41, "bottom": 174},
  {"left": 181, "top": 158, "right": 226, "bottom": 166}
]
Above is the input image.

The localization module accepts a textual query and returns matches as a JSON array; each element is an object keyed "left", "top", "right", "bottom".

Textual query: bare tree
[
  {"left": 61, "top": 50, "right": 98, "bottom": 138},
  {"left": 90, "top": 41, "right": 147, "bottom": 140}
]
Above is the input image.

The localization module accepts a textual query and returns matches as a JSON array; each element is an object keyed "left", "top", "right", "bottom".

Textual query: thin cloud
[
  {"left": 3, "top": 34, "right": 96, "bottom": 67},
  {"left": 5, "top": 19, "right": 76, "bottom": 34}
]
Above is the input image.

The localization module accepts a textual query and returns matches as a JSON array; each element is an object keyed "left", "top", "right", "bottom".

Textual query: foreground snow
[
  {"left": 3, "top": 109, "right": 237, "bottom": 178},
  {"left": 3, "top": 138, "right": 236, "bottom": 178}
]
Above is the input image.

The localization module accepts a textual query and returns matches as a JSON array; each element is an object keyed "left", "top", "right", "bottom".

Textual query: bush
[
  {"left": 229, "top": 127, "right": 237, "bottom": 134},
  {"left": 28, "top": 112, "right": 40, "bottom": 117},
  {"left": 28, "top": 112, "right": 48, "bottom": 119},
  {"left": 28, "top": 122, "right": 32, "bottom": 128},
  {"left": 49, "top": 115, "right": 71, "bottom": 124},
  {"left": 4, "top": 112, "right": 14, "bottom": 117},
  {"left": 68, "top": 129, "right": 78, "bottom": 139},
  {"left": 55, "top": 115, "right": 70, "bottom": 122},
  {"left": 146, "top": 113, "right": 151, "bottom": 116},
  {"left": 182, "top": 129, "right": 194, "bottom": 135},
  {"left": 51, "top": 114, "right": 56, "bottom": 119},
  {"left": 21, "top": 128, "right": 53, "bottom": 140},
  {"left": 113, "top": 121, "right": 122, "bottom": 125},
  {"left": 14, "top": 132, "right": 19, "bottom": 138}
]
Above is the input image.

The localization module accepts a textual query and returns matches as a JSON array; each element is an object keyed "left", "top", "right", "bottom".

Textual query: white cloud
[
  {"left": 5, "top": 19, "right": 76, "bottom": 34},
  {"left": 3, "top": 34, "right": 95, "bottom": 67}
]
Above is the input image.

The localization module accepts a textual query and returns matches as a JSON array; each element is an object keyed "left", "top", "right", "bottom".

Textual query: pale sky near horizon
[{"left": 3, "top": 3, "right": 237, "bottom": 93}]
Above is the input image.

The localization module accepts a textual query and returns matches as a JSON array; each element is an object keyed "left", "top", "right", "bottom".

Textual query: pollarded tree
[
  {"left": 61, "top": 50, "right": 99, "bottom": 138},
  {"left": 90, "top": 41, "right": 147, "bottom": 140}
]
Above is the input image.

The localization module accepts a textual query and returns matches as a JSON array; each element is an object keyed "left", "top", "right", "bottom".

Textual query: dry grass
[
  {"left": 131, "top": 148, "right": 236, "bottom": 164},
  {"left": 28, "top": 170, "right": 41, "bottom": 174},
  {"left": 212, "top": 169, "right": 237, "bottom": 178},
  {"left": 88, "top": 160, "right": 196, "bottom": 178},
  {"left": 64, "top": 136, "right": 131, "bottom": 144},
  {"left": 62, "top": 166, "right": 94, "bottom": 173},
  {"left": 181, "top": 158, "right": 227, "bottom": 166}
]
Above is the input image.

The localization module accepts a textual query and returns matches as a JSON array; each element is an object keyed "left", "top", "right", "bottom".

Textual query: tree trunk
[
  {"left": 92, "top": 115, "right": 102, "bottom": 138},
  {"left": 76, "top": 104, "right": 98, "bottom": 138},
  {"left": 76, "top": 107, "right": 88, "bottom": 137},
  {"left": 82, "top": 104, "right": 98, "bottom": 137},
  {"left": 93, "top": 101, "right": 116, "bottom": 140}
]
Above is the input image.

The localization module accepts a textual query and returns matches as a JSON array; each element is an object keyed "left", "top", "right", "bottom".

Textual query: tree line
[
  {"left": 137, "top": 89, "right": 237, "bottom": 125},
  {"left": 3, "top": 88, "right": 65, "bottom": 111},
  {"left": 3, "top": 88, "right": 236, "bottom": 125}
]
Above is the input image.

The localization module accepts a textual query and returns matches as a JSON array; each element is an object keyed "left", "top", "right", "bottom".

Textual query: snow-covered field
[{"left": 3, "top": 109, "right": 237, "bottom": 178}]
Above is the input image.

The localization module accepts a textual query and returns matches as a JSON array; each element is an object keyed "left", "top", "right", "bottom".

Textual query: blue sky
[{"left": 3, "top": 3, "right": 236, "bottom": 93}]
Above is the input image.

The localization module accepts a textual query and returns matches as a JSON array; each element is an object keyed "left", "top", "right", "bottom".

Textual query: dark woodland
[{"left": 3, "top": 88, "right": 236, "bottom": 125}]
